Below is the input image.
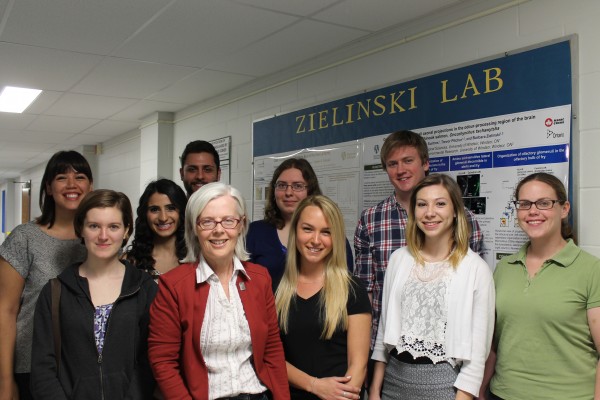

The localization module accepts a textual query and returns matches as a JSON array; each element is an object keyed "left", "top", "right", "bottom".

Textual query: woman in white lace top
[{"left": 369, "top": 174, "right": 495, "bottom": 400}]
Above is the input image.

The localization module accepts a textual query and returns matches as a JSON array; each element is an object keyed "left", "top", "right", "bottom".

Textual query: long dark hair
[
  {"left": 264, "top": 158, "right": 321, "bottom": 229},
  {"left": 126, "top": 179, "right": 187, "bottom": 270},
  {"left": 36, "top": 150, "right": 93, "bottom": 228}
]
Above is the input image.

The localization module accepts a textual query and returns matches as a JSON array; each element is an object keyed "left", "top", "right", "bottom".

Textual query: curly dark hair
[
  {"left": 264, "top": 158, "right": 321, "bottom": 229},
  {"left": 126, "top": 179, "right": 187, "bottom": 271}
]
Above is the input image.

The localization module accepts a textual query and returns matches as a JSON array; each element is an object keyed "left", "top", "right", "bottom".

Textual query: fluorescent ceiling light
[{"left": 0, "top": 86, "right": 42, "bottom": 113}]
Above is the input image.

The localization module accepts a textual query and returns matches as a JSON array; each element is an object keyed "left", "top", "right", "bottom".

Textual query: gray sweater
[{"left": 0, "top": 221, "right": 86, "bottom": 373}]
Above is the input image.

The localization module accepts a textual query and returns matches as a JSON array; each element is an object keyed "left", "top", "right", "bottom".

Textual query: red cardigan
[{"left": 148, "top": 261, "right": 290, "bottom": 400}]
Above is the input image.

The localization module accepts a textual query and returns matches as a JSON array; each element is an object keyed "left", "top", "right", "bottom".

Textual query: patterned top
[
  {"left": 354, "top": 193, "right": 483, "bottom": 348},
  {"left": 398, "top": 261, "right": 452, "bottom": 364},
  {"left": 0, "top": 221, "right": 86, "bottom": 372},
  {"left": 94, "top": 304, "right": 114, "bottom": 355}
]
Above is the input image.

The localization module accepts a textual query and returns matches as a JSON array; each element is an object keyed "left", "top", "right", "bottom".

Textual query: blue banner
[
  {"left": 253, "top": 40, "right": 571, "bottom": 157},
  {"left": 493, "top": 144, "right": 569, "bottom": 167}
]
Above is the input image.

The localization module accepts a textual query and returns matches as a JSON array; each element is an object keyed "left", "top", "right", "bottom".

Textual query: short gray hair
[{"left": 182, "top": 182, "right": 249, "bottom": 263}]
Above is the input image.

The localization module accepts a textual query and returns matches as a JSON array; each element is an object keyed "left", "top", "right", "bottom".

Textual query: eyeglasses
[
  {"left": 274, "top": 182, "right": 307, "bottom": 192},
  {"left": 513, "top": 199, "right": 564, "bottom": 210},
  {"left": 196, "top": 217, "right": 242, "bottom": 230}
]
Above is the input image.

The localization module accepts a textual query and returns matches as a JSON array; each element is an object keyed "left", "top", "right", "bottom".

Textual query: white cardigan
[{"left": 372, "top": 247, "right": 495, "bottom": 397}]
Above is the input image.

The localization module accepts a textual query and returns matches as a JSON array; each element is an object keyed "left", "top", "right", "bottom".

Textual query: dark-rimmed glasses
[
  {"left": 196, "top": 217, "right": 242, "bottom": 230},
  {"left": 274, "top": 182, "right": 307, "bottom": 192},
  {"left": 513, "top": 199, "right": 564, "bottom": 210}
]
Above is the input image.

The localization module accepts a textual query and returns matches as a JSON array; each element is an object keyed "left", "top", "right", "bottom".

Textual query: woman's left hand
[{"left": 312, "top": 376, "right": 361, "bottom": 400}]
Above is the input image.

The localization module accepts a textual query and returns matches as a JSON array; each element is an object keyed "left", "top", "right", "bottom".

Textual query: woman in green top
[{"left": 481, "top": 172, "right": 600, "bottom": 400}]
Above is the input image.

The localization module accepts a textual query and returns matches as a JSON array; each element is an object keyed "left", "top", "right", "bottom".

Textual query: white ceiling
[{"left": 0, "top": 0, "right": 480, "bottom": 181}]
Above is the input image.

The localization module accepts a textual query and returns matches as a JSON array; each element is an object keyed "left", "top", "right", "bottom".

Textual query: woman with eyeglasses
[
  {"left": 247, "top": 158, "right": 353, "bottom": 290},
  {"left": 148, "top": 182, "right": 289, "bottom": 400},
  {"left": 480, "top": 173, "right": 600, "bottom": 400}
]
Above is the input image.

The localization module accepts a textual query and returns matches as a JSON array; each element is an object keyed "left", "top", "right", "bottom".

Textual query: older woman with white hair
[{"left": 148, "top": 182, "right": 290, "bottom": 400}]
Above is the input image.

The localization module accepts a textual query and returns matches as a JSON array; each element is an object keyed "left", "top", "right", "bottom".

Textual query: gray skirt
[{"left": 381, "top": 356, "right": 459, "bottom": 400}]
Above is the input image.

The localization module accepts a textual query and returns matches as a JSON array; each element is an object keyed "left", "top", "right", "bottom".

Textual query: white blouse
[
  {"left": 398, "top": 260, "right": 454, "bottom": 364},
  {"left": 372, "top": 248, "right": 495, "bottom": 397},
  {"left": 196, "top": 256, "right": 267, "bottom": 400}
]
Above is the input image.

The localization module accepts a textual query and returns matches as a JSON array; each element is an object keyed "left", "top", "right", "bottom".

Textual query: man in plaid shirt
[{"left": 354, "top": 130, "right": 484, "bottom": 354}]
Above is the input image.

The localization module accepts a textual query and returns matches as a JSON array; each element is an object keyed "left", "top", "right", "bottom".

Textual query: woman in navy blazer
[{"left": 148, "top": 182, "right": 289, "bottom": 400}]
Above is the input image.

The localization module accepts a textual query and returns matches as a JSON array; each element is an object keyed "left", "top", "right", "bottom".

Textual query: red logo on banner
[{"left": 545, "top": 118, "right": 553, "bottom": 127}]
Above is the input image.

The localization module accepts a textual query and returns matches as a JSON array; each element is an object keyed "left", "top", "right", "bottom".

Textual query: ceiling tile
[
  {"left": 209, "top": 19, "right": 366, "bottom": 76},
  {"left": 0, "top": 43, "right": 102, "bottom": 91},
  {"left": 0, "top": 129, "right": 73, "bottom": 144},
  {"left": 0, "top": 140, "right": 56, "bottom": 151},
  {"left": 0, "top": 0, "right": 172, "bottom": 55},
  {"left": 0, "top": 113, "right": 36, "bottom": 130},
  {"left": 72, "top": 57, "right": 198, "bottom": 99},
  {"left": 82, "top": 120, "right": 140, "bottom": 136},
  {"left": 313, "top": 0, "right": 463, "bottom": 31},
  {"left": 110, "top": 99, "right": 187, "bottom": 121},
  {"left": 44, "top": 94, "right": 138, "bottom": 119},
  {"left": 27, "top": 115, "right": 100, "bottom": 133},
  {"left": 231, "top": 0, "right": 339, "bottom": 16},
  {"left": 23, "top": 91, "right": 63, "bottom": 115},
  {"left": 112, "top": 0, "right": 299, "bottom": 67},
  {"left": 149, "top": 69, "right": 254, "bottom": 104},
  {"left": 0, "top": 149, "right": 50, "bottom": 163}
]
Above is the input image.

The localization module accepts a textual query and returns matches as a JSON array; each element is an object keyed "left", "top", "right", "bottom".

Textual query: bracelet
[{"left": 308, "top": 377, "right": 318, "bottom": 393}]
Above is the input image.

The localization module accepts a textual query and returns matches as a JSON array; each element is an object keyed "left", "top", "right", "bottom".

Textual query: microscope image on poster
[{"left": 458, "top": 174, "right": 486, "bottom": 215}]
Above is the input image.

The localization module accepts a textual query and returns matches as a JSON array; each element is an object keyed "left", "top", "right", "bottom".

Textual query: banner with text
[{"left": 252, "top": 40, "right": 572, "bottom": 267}]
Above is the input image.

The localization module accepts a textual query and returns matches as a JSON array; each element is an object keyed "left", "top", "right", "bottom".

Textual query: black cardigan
[{"left": 30, "top": 261, "right": 158, "bottom": 400}]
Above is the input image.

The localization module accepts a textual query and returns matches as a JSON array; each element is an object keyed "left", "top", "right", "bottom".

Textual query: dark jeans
[{"left": 14, "top": 373, "right": 34, "bottom": 400}]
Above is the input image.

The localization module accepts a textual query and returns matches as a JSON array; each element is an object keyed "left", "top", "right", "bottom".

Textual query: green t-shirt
[{"left": 491, "top": 239, "right": 600, "bottom": 400}]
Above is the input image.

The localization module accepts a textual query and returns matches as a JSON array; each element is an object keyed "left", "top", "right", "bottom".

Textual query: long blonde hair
[
  {"left": 275, "top": 195, "right": 352, "bottom": 339},
  {"left": 406, "top": 174, "right": 470, "bottom": 268}
]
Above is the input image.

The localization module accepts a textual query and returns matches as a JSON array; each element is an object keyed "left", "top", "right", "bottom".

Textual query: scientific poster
[
  {"left": 253, "top": 39, "right": 573, "bottom": 267},
  {"left": 361, "top": 105, "right": 570, "bottom": 265}
]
